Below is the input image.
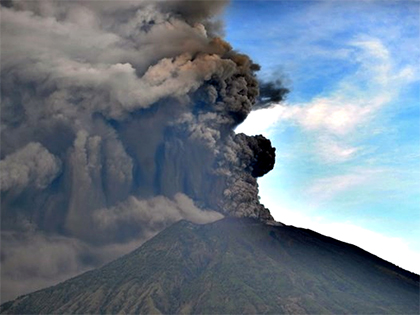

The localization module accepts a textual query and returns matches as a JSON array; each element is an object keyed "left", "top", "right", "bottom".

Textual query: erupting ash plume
[{"left": 0, "top": 0, "right": 287, "bottom": 301}]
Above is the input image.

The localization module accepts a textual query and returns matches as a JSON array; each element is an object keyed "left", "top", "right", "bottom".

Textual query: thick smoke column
[{"left": 0, "top": 0, "right": 284, "bottom": 301}]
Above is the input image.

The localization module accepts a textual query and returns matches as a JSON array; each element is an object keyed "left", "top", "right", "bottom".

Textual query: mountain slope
[{"left": 1, "top": 218, "right": 419, "bottom": 314}]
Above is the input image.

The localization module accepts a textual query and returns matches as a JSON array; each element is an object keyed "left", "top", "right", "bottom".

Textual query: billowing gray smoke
[{"left": 0, "top": 0, "right": 285, "bottom": 302}]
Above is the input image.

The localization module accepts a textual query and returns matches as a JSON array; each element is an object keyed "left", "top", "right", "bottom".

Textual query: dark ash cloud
[
  {"left": 0, "top": 0, "right": 286, "bottom": 302},
  {"left": 255, "top": 79, "right": 290, "bottom": 109}
]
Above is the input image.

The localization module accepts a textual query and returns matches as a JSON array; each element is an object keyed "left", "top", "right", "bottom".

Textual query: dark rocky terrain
[{"left": 1, "top": 218, "right": 419, "bottom": 314}]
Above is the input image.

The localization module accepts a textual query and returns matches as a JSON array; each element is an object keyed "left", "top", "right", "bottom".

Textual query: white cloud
[
  {"left": 237, "top": 36, "right": 417, "bottom": 163},
  {"left": 235, "top": 104, "right": 297, "bottom": 136},
  {"left": 351, "top": 37, "right": 390, "bottom": 65},
  {"left": 316, "top": 137, "right": 360, "bottom": 163},
  {"left": 305, "top": 170, "right": 380, "bottom": 202}
]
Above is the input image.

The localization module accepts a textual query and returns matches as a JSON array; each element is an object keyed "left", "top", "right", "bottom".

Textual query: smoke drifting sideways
[
  {"left": 0, "top": 0, "right": 286, "bottom": 301},
  {"left": 255, "top": 79, "right": 290, "bottom": 110}
]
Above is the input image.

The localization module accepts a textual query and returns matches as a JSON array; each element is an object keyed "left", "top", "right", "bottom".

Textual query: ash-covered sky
[
  {"left": 0, "top": 0, "right": 288, "bottom": 302},
  {"left": 230, "top": 0, "right": 419, "bottom": 274}
]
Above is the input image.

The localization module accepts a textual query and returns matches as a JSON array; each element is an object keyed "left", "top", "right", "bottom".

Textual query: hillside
[{"left": 1, "top": 218, "right": 419, "bottom": 314}]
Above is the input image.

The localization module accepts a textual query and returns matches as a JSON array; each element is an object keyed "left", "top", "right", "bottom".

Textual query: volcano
[{"left": 1, "top": 218, "right": 418, "bottom": 314}]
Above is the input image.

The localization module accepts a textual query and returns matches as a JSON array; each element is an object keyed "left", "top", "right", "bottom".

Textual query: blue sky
[{"left": 225, "top": 0, "right": 420, "bottom": 273}]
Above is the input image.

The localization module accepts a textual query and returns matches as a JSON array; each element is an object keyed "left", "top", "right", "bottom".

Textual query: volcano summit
[{"left": 1, "top": 218, "right": 419, "bottom": 314}]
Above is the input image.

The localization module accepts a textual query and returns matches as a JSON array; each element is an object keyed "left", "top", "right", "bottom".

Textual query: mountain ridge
[{"left": 1, "top": 218, "right": 419, "bottom": 314}]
